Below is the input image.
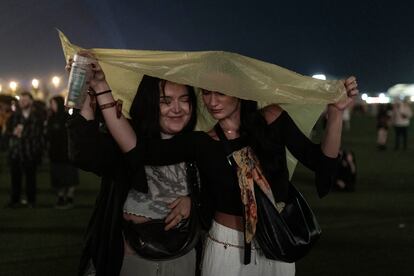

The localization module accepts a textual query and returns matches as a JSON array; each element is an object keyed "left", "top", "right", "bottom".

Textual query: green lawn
[
  {"left": 0, "top": 112, "right": 413, "bottom": 276},
  {"left": 295, "top": 113, "right": 414, "bottom": 276}
]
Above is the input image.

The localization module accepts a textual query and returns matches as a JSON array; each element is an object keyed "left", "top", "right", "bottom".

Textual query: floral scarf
[{"left": 232, "top": 146, "right": 285, "bottom": 243}]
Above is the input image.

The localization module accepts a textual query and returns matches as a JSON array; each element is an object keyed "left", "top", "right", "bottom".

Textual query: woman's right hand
[
  {"left": 88, "top": 59, "right": 110, "bottom": 92},
  {"left": 64, "top": 57, "right": 73, "bottom": 73},
  {"left": 64, "top": 52, "right": 102, "bottom": 120},
  {"left": 66, "top": 51, "right": 110, "bottom": 92},
  {"left": 69, "top": 51, "right": 136, "bottom": 153}
]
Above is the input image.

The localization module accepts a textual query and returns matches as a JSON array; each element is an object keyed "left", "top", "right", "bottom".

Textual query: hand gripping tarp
[{"left": 58, "top": 31, "right": 346, "bottom": 177}]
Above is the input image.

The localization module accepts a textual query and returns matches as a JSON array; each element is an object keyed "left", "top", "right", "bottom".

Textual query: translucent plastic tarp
[{"left": 59, "top": 31, "right": 345, "bottom": 178}]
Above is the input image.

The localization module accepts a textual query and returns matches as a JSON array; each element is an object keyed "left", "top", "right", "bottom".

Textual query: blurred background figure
[
  {"left": 4, "top": 92, "right": 44, "bottom": 208},
  {"left": 376, "top": 104, "right": 392, "bottom": 150},
  {"left": 0, "top": 99, "right": 13, "bottom": 152},
  {"left": 392, "top": 98, "right": 412, "bottom": 150},
  {"left": 342, "top": 106, "right": 352, "bottom": 131},
  {"left": 46, "top": 96, "right": 79, "bottom": 209},
  {"left": 334, "top": 149, "right": 357, "bottom": 192}
]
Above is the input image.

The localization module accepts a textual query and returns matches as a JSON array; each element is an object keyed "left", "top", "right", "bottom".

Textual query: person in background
[
  {"left": 376, "top": 104, "right": 392, "bottom": 150},
  {"left": 392, "top": 97, "right": 412, "bottom": 150},
  {"left": 0, "top": 102, "right": 13, "bottom": 151},
  {"left": 342, "top": 106, "right": 351, "bottom": 131},
  {"left": 4, "top": 91, "right": 44, "bottom": 208},
  {"left": 46, "top": 95, "right": 79, "bottom": 209},
  {"left": 334, "top": 148, "right": 356, "bottom": 192}
]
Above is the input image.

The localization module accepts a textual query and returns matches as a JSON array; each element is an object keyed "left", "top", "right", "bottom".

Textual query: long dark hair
[
  {"left": 49, "top": 96, "right": 66, "bottom": 120},
  {"left": 239, "top": 99, "right": 268, "bottom": 148},
  {"left": 50, "top": 96, "right": 65, "bottom": 114},
  {"left": 129, "top": 75, "right": 197, "bottom": 138}
]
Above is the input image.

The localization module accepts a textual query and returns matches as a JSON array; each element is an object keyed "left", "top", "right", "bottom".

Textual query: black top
[
  {"left": 67, "top": 113, "right": 202, "bottom": 276},
  {"left": 67, "top": 114, "right": 131, "bottom": 276},
  {"left": 47, "top": 112, "right": 71, "bottom": 162},
  {"left": 127, "top": 111, "right": 338, "bottom": 217}
]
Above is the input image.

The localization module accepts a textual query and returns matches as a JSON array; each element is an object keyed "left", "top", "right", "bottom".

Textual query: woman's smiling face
[{"left": 159, "top": 81, "right": 192, "bottom": 135}]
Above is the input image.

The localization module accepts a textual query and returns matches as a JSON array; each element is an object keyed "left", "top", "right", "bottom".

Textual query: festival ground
[{"left": 0, "top": 112, "right": 413, "bottom": 276}]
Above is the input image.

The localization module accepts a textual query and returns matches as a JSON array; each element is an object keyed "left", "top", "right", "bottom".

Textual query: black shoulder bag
[
  {"left": 214, "top": 123, "right": 322, "bottom": 263},
  {"left": 123, "top": 162, "right": 201, "bottom": 261}
]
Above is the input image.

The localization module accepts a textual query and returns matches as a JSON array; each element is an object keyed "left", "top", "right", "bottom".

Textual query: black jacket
[
  {"left": 68, "top": 114, "right": 135, "bottom": 276},
  {"left": 47, "top": 112, "right": 70, "bottom": 162},
  {"left": 67, "top": 114, "right": 201, "bottom": 276},
  {"left": 6, "top": 108, "right": 44, "bottom": 163}
]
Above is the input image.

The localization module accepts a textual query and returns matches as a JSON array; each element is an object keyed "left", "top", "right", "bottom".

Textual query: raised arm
[
  {"left": 321, "top": 76, "right": 358, "bottom": 157},
  {"left": 263, "top": 76, "right": 358, "bottom": 160},
  {"left": 89, "top": 61, "right": 137, "bottom": 152},
  {"left": 71, "top": 52, "right": 137, "bottom": 153},
  {"left": 262, "top": 77, "right": 358, "bottom": 197}
]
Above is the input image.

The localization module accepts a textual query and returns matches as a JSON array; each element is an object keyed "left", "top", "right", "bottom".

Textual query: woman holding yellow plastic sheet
[
  {"left": 67, "top": 73, "right": 202, "bottom": 275},
  {"left": 84, "top": 55, "right": 357, "bottom": 275}
]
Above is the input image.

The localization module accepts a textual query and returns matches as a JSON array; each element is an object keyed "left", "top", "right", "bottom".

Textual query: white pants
[
  {"left": 201, "top": 221, "right": 295, "bottom": 276},
  {"left": 120, "top": 249, "right": 196, "bottom": 276}
]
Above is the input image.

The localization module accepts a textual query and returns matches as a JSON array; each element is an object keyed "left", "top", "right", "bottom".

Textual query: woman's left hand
[
  {"left": 164, "top": 196, "right": 191, "bottom": 231},
  {"left": 330, "top": 76, "right": 359, "bottom": 111}
]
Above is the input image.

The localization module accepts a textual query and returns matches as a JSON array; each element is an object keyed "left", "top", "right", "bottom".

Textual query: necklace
[
  {"left": 219, "top": 123, "right": 239, "bottom": 134},
  {"left": 223, "top": 129, "right": 238, "bottom": 134}
]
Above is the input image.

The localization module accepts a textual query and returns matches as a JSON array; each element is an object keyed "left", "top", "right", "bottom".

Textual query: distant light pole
[
  {"left": 9, "top": 81, "right": 18, "bottom": 94},
  {"left": 31, "top": 78, "right": 45, "bottom": 100},
  {"left": 32, "top": 78, "right": 40, "bottom": 89},
  {"left": 52, "top": 76, "right": 61, "bottom": 88}
]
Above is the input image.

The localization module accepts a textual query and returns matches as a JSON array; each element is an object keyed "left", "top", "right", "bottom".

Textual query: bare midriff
[
  {"left": 123, "top": 212, "right": 151, "bottom": 224},
  {"left": 214, "top": 211, "right": 243, "bottom": 231}
]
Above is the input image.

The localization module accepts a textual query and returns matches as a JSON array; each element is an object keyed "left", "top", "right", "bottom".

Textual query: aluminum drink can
[{"left": 66, "top": 54, "right": 93, "bottom": 109}]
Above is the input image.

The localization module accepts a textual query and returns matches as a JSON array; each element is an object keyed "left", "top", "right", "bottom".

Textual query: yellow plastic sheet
[{"left": 59, "top": 31, "right": 345, "bottom": 178}]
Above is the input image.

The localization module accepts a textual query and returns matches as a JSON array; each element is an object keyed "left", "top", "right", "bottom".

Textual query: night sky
[{"left": 1, "top": 0, "right": 413, "bottom": 93}]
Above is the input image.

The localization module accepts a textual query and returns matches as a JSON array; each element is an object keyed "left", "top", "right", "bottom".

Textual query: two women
[{"left": 74, "top": 54, "right": 358, "bottom": 275}]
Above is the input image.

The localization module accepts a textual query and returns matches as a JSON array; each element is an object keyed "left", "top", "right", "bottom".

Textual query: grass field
[{"left": 0, "top": 112, "right": 413, "bottom": 276}]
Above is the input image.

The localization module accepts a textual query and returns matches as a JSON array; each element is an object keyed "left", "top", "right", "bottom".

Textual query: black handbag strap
[
  {"left": 186, "top": 162, "right": 200, "bottom": 201},
  {"left": 213, "top": 123, "right": 252, "bottom": 265}
]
